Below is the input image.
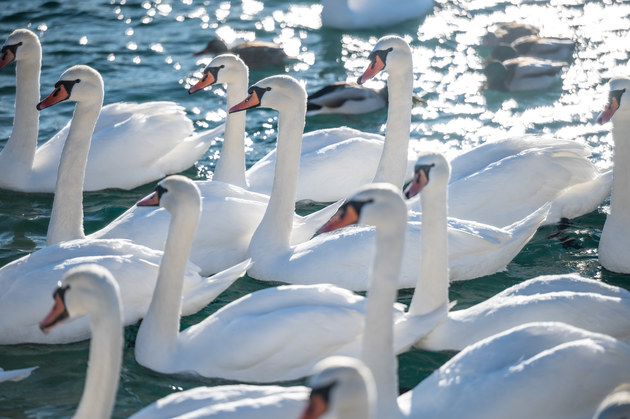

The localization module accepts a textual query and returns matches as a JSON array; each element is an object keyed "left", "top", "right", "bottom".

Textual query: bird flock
[{"left": 1, "top": 3, "right": 630, "bottom": 419}]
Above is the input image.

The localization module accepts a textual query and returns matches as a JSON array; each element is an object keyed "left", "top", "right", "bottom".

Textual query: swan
[
  {"left": 596, "top": 76, "right": 630, "bottom": 274},
  {"left": 306, "top": 81, "right": 388, "bottom": 116},
  {"left": 484, "top": 56, "right": 566, "bottom": 92},
  {"left": 193, "top": 37, "right": 289, "bottom": 69},
  {"left": 229, "top": 74, "right": 547, "bottom": 291},
  {"left": 134, "top": 178, "right": 441, "bottom": 382},
  {"left": 188, "top": 53, "right": 416, "bottom": 203},
  {"left": 0, "top": 28, "right": 222, "bottom": 192},
  {"left": 320, "top": 0, "right": 434, "bottom": 30},
  {"left": 491, "top": 35, "right": 576, "bottom": 63},
  {"left": 361, "top": 35, "right": 610, "bottom": 227},
  {"left": 299, "top": 356, "right": 376, "bottom": 419},
  {"left": 0, "top": 66, "right": 249, "bottom": 345},
  {"left": 481, "top": 21, "right": 540, "bottom": 47},
  {"left": 395, "top": 151, "right": 630, "bottom": 351}
]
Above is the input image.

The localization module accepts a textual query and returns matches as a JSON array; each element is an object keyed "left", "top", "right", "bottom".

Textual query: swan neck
[
  {"left": 212, "top": 81, "right": 248, "bottom": 187},
  {"left": 47, "top": 101, "right": 101, "bottom": 246},
  {"left": 408, "top": 184, "right": 449, "bottom": 316},
  {"left": 135, "top": 202, "right": 200, "bottom": 365},
  {"left": 0, "top": 54, "right": 41, "bottom": 175},
  {"left": 75, "top": 306, "right": 123, "bottom": 419},
  {"left": 372, "top": 62, "right": 413, "bottom": 188},
  {"left": 611, "top": 115, "right": 630, "bottom": 214},
  {"left": 251, "top": 104, "right": 305, "bottom": 250},
  {"left": 361, "top": 224, "right": 405, "bottom": 419}
]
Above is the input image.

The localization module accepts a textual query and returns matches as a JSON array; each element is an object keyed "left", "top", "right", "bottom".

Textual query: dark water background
[{"left": 0, "top": 0, "right": 629, "bottom": 417}]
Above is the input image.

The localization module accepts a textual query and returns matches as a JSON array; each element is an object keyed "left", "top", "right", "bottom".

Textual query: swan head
[
  {"left": 137, "top": 175, "right": 202, "bottom": 221},
  {"left": 358, "top": 35, "right": 412, "bottom": 85},
  {"left": 189, "top": 53, "right": 248, "bottom": 94},
  {"left": 317, "top": 183, "right": 407, "bottom": 235},
  {"left": 39, "top": 264, "right": 122, "bottom": 333},
  {"left": 597, "top": 77, "right": 630, "bottom": 124},
  {"left": 37, "top": 65, "right": 104, "bottom": 110},
  {"left": 300, "top": 356, "right": 376, "bottom": 419},
  {"left": 229, "top": 75, "right": 306, "bottom": 114},
  {"left": 0, "top": 29, "right": 40, "bottom": 70},
  {"left": 403, "top": 151, "right": 450, "bottom": 199}
]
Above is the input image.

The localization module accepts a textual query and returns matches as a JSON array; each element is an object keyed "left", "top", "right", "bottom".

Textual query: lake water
[{"left": 0, "top": 0, "right": 629, "bottom": 417}]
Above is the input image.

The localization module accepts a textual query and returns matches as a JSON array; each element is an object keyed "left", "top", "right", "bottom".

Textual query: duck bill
[
  {"left": 316, "top": 205, "right": 359, "bottom": 235},
  {"left": 136, "top": 191, "right": 160, "bottom": 207},
  {"left": 229, "top": 91, "right": 259, "bottom": 113},
  {"left": 36, "top": 85, "right": 70, "bottom": 110},
  {"left": 597, "top": 99, "right": 619, "bottom": 124},
  {"left": 188, "top": 72, "right": 216, "bottom": 94},
  {"left": 0, "top": 48, "right": 15, "bottom": 70},
  {"left": 193, "top": 46, "right": 210, "bottom": 57},
  {"left": 357, "top": 56, "right": 385, "bottom": 85},
  {"left": 39, "top": 292, "right": 69, "bottom": 333}
]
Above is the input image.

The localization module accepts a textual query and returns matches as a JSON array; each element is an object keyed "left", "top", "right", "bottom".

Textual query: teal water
[{"left": 0, "top": 0, "right": 628, "bottom": 417}]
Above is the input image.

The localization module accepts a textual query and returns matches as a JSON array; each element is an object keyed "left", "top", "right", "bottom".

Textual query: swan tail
[{"left": 180, "top": 258, "right": 251, "bottom": 316}]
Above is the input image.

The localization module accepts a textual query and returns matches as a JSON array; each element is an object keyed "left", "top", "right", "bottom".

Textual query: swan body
[
  {"left": 193, "top": 38, "right": 289, "bottom": 69},
  {"left": 321, "top": 0, "right": 434, "bottom": 30},
  {"left": 403, "top": 151, "right": 630, "bottom": 352},
  {"left": 306, "top": 81, "right": 387, "bottom": 116},
  {"left": 399, "top": 322, "right": 630, "bottom": 419},
  {"left": 596, "top": 77, "right": 630, "bottom": 273},
  {"left": 484, "top": 56, "right": 566, "bottom": 92},
  {"left": 481, "top": 21, "right": 540, "bottom": 47},
  {"left": 491, "top": 35, "right": 575, "bottom": 63},
  {"left": 0, "top": 28, "right": 221, "bottom": 193},
  {"left": 134, "top": 179, "right": 441, "bottom": 382},
  {"left": 188, "top": 53, "right": 416, "bottom": 203},
  {"left": 0, "top": 67, "right": 248, "bottom": 345},
  {"left": 361, "top": 35, "right": 608, "bottom": 227}
]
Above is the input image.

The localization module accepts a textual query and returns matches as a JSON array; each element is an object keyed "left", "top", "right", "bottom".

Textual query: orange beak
[
  {"left": 299, "top": 394, "right": 328, "bottom": 419},
  {"left": 0, "top": 48, "right": 15, "bottom": 70},
  {"left": 597, "top": 96, "right": 620, "bottom": 124},
  {"left": 37, "top": 85, "right": 70, "bottom": 110},
  {"left": 358, "top": 55, "right": 385, "bottom": 85},
  {"left": 316, "top": 204, "right": 360, "bottom": 235},
  {"left": 189, "top": 71, "right": 217, "bottom": 94},
  {"left": 229, "top": 91, "right": 260, "bottom": 113},
  {"left": 39, "top": 291, "right": 69, "bottom": 333},
  {"left": 404, "top": 168, "right": 429, "bottom": 199},
  {"left": 137, "top": 191, "right": 160, "bottom": 207}
]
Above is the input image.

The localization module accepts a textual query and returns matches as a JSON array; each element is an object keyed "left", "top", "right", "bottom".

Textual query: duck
[
  {"left": 361, "top": 35, "right": 609, "bottom": 226},
  {"left": 481, "top": 21, "right": 540, "bottom": 47},
  {"left": 0, "top": 66, "right": 250, "bottom": 345},
  {"left": 299, "top": 356, "right": 376, "bottom": 419},
  {"left": 484, "top": 56, "right": 566, "bottom": 92},
  {"left": 491, "top": 35, "right": 575, "bottom": 63},
  {"left": 393, "top": 151, "right": 630, "bottom": 351},
  {"left": 193, "top": 37, "right": 289, "bottom": 69},
  {"left": 306, "top": 81, "right": 388, "bottom": 116},
  {"left": 320, "top": 0, "right": 434, "bottom": 30},
  {"left": 0, "top": 28, "right": 222, "bottom": 192},
  {"left": 188, "top": 53, "right": 417, "bottom": 203},
  {"left": 134, "top": 178, "right": 441, "bottom": 382},
  {"left": 596, "top": 76, "right": 630, "bottom": 274},
  {"left": 229, "top": 75, "right": 547, "bottom": 291}
]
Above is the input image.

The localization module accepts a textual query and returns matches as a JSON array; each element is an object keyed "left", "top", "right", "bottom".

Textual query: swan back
[{"left": 302, "top": 356, "right": 376, "bottom": 419}]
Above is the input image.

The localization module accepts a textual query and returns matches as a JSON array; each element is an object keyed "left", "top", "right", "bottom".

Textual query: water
[{"left": 0, "top": 0, "right": 628, "bottom": 417}]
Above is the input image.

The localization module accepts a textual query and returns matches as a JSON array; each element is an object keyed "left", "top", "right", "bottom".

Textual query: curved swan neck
[
  {"left": 408, "top": 182, "right": 449, "bottom": 316},
  {"left": 47, "top": 101, "right": 101, "bottom": 246},
  {"left": 372, "top": 56, "right": 413, "bottom": 188},
  {"left": 362, "top": 224, "right": 406, "bottom": 419},
  {"left": 75, "top": 304, "right": 123, "bottom": 419},
  {"left": 0, "top": 51, "right": 41, "bottom": 176},
  {"left": 135, "top": 201, "right": 200, "bottom": 365},
  {"left": 213, "top": 79, "right": 248, "bottom": 187},
  {"left": 610, "top": 115, "right": 630, "bottom": 213},
  {"left": 250, "top": 102, "right": 306, "bottom": 251}
]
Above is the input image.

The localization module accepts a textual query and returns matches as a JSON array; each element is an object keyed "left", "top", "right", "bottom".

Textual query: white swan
[
  {"left": 596, "top": 76, "right": 630, "bottom": 274},
  {"left": 0, "top": 66, "right": 249, "bottom": 345},
  {"left": 299, "top": 356, "right": 376, "bottom": 419},
  {"left": 134, "top": 179, "right": 441, "bottom": 382},
  {"left": 0, "top": 28, "right": 222, "bottom": 192},
  {"left": 230, "top": 75, "right": 547, "bottom": 291},
  {"left": 188, "top": 53, "right": 416, "bottom": 203},
  {"left": 396, "top": 151, "right": 630, "bottom": 351},
  {"left": 361, "top": 35, "right": 611, "bottom": 227},
  {"left": 39, "top": 264, "right": 123, "bottom": 419},
  {"left": 321, "top": 0, "right": 434, "bottom": 30}
]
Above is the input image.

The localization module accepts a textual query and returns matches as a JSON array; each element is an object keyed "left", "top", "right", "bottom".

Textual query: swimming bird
[
  {"left": 484, "top": 56, "right": 566, "bottom": 92},
  {"left": 193, "top": 37, "right": 289, "bottom": 69},
  {"left": 321, "top": 0, "right": 434, "bottom": 30},
  {"left": 481, "top": 21, "right": 540, "bottom": 47},
  {"left": 306, "top": 81, "right": 388, "bottom": 116},
  {"left": 491, "top": 35, "right": 575, "bottom": 63}
]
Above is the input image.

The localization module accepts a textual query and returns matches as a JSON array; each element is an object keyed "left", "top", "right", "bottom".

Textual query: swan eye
[
  {"left": 0, "top": 42, "right": 21, "bottom": 60},
  {"left": 347, "top": 198, "right": 374, "bottom": 216},
  {"left": 53, "top": 79, "right": 81, "bottom": 96},
  {"left": 609, "top": 89, "right": 626, "bottom": 109},
  {"left": 155, "top": 184, "right": 168, "bottom": 200},
  {"left": 414, "top": 163, "right": 435, "bottom": 183},
  {"left": 310, "top": 380, "right": 337, "bottom": 403},
  {"left": 52, "top": 283, "right": 70, "bottom": 300}
]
